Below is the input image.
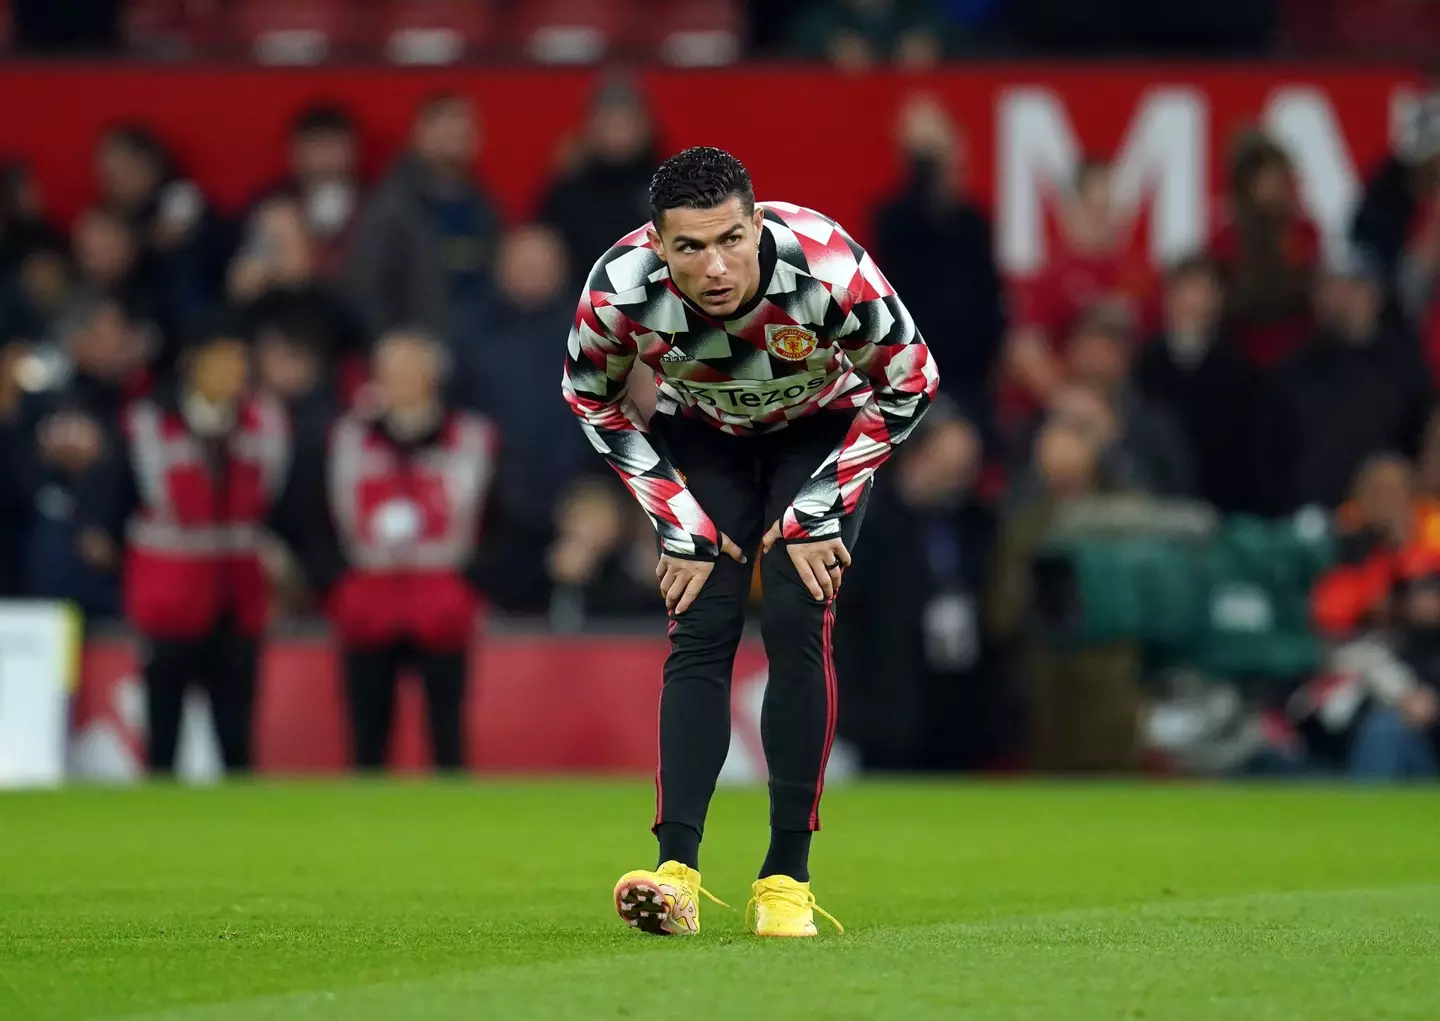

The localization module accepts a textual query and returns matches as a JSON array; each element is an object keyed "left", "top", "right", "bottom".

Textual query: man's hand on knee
[
  {"left": 762, "top": 521, "right": 850, "bottom": 603},
  {"left": 657, "top": 533, "right": 746, "bottom": 615}
]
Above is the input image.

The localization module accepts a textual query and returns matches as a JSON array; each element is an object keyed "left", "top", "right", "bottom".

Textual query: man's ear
[
  {"left": 646, "top": 226, "right": 665, "bottom": 261},
  {"left": 752, "top": 204, "right": 765, "bottom": 235}
]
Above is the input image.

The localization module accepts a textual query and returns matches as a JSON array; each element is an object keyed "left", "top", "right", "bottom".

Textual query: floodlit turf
[{"left": 1, "top": 782, "right": 1437, "bottom": 1020}]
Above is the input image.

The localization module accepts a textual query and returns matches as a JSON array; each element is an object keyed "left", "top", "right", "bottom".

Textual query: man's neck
[{"left": 385, "top": 401, "right": 440, "bottom": 439}]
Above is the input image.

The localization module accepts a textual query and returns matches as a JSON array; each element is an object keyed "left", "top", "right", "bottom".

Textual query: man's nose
[{"left": 705, "top": 249, "right": 727, "bottom": 277}]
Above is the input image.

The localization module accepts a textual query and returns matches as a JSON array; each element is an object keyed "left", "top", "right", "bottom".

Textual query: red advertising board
[
  {"left": 0, "top": 65, "right": 1421, "bottom": 271},
  {"left": 73, "top": 634, "right": 770, "bottom": 775}
]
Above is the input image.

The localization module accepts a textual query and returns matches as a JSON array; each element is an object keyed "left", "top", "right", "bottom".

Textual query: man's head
[
  {"left": 1036, "top": 420, "right": 1101, "bottom": 498},
  {"left": 587, "top": 80, "right": 652, "bottom": 166},
  {"left": 62, "top": 296, "right": 136, "bottom": 381},
  {"left": 497, "top": 224, "right": 567, "bottom": 310},
  {"left": 896, "top": 398, "right": 981, "bottom": 509},
  {"left": 290, "top": 104, "right": 357, "bottom": 187},
  {"left": 1065, "top": 158, "right": 1118, "bottom": 253},
  {"left": 247, "top": 196, "right": 316, "bottom": 286},
  {"left": 255, "top": 315, "right": 324, "bottom": 402},
  {"left": 1163, "top": 254, "right": 1223, "bottom": 339},
  {"left": 1230, "top": 130, "right": 1296, "bottom": 216},
  {"left": 184, "top": 311, "right": 251, "bottom": 407},
  {"left": 1065, "top": 307, "right": 1133, "bottom": 396},
  {"left": 73, "top": 206, "right": 138, "bottom": 286},
  {"left": 1351, "top": 452, "right": 1415, "bottom": 544},
  {"left": 413, "top": 93, "right": 479, "bottom": 177},
  {"left": 374, "top": 329, "right": 444, "bottom": 413},
  {"left": 96, "top": 126, "right": 168, "bottom": 211},
  {"left": 647, "top": 147, "right": 764, "bottom": 318},
  {"left": 1319, "top": 249, "right": 1384, "bottom": 343}
]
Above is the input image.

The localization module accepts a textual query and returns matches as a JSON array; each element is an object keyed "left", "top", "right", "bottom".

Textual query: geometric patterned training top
[{"left": 562, "top": 201, "right": 939, "bottom": 560}]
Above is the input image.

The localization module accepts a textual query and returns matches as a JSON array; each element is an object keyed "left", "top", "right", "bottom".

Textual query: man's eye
[
  {"left": 679, "top": 244, "right": 699, "bottom": 254},
  {"left": 722, "top": 235, "right": 740, "bottom": 246}
]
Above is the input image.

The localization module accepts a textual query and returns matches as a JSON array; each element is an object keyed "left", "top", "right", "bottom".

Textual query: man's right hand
[{"left": 656, "top": 533, "right": 746, "bottom": 616}]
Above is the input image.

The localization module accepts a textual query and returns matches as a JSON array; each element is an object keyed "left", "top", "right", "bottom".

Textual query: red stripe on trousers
[{"left": 808, "top": 602, "right": 838, "bottom": 830}]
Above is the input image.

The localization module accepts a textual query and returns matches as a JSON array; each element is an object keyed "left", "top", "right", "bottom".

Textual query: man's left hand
[{"left": 762, "top": 520, "right": 850, "bottom": 602}]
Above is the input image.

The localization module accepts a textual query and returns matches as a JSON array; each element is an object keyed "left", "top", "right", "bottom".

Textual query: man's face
[
  {"left": 417, "top": 101, "right": 478, "bottom": 173},
  {"left": 649, "top": 197, "right": 766, "bottom": 318},
  {"left": 72, "top": 304, "right": 131, "bottom": 379},
  {"left": 375, "top": 338, "right": 437, "bottom": 411},
  {"left": 497, "top": 225, "right": 566, "bottom": 309},
  {"left": 97, "top": 140, "right": 160, "bottom": 209},
  {"left": 1066, "top": 326, "right": 1130, "bottom": 394},
  {"left": 257, "top": 332, "right": 317, "bottom": 399},
  {"left": 74, "top": 209, "right": 136, "bottom": 284},
  {"left": 1165, "top": 270, "right": 1221, "bottom": 335},
  {"left": 590, "top": 103, "right": 648, "bottom": 165},
  {"left": 293, "top": 128, "right": 356, "bottom": 185},
  {"left": 191, "top": 340, "right": 250, "bottom": 406}
]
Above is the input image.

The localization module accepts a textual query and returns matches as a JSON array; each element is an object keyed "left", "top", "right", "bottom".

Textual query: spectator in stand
[
  {"left": 311, "top": 330, "right": 501, "bottom": 772},
  {"left": 873, "top": 93, "right": 1004, "bottom": 424},
  {"left": 990, "top": 419, "right": 1143, "bottom": 772},
  {"left": 1, "top": 243, "right": 71, "bottom": 350},
  {"left": 545, "top": 476, "right": 665, "bottom": 630},
  {"left": 834, "top": 397, "right": 1000, "bottom": 771},
  {"left": 95, "top": 126, "right": 234, "bottom": 345},
  {"left": 72, "top": 206, "right": 166, "bottom": 357},
  {"left": 252, "top": 104, "right": 363, "bottom": 282},
  {"left": 79, "top": 310, "right": 311, "bottom": 776},
  {"left": 0, "top": 161, "right": 65, "bottom": 281},
  {"left": 1210, "top": 129, "right": 1320, "bottom": 370},
  {"left": 1137, "top": 254, "right": 1265, "bottom": 513},
  {"left": 19, "top": 298, "right": 150, "bottom": 617},
  {"left": 1059, "top": 308, "right": 1195, "bottom": 497},
  {"left": 1267, "top": 250, "right": 1432, "bottom": 513},
  {"left": 788, "top": 0, "right": 948, "bottom": 69},
  {"left": 0, "top": 337, "right": 33, "bottom": 594},
  {"left": 538, "top": 79, "right": 659, "bottom": 294},
  {"left": 347, "top": 93, "right": 499, "bottom": 342},
  {"left": 453, "top": 224, "right": 589, "bottom": 526},
  {"left": 1001, "top": 157, "right": 1156, "bottom": 432},
  {"left": 1352, "top": 90, "right": 1440, "bottom": 317},
  {"left": 229, "top": 196, "right": 367, "bottom": 400}
]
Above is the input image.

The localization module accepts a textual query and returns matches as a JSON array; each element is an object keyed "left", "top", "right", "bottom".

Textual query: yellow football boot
[
  {"left": 747, "top": 875, "right": 844, "bottom": 937},
  {"left": 613, "top": 860, "right": 728, "bottom": 936}
]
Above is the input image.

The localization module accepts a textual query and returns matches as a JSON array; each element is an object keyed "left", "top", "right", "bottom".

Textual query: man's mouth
[{"left": 701, "top": 286, "right": 732, "bottom": 304}]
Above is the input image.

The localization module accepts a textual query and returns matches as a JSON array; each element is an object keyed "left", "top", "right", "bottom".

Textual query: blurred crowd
[
  {"left": 6, "top": 62, "right": 1440, "bottom": 777},
  {"left": 3, "top": 0, "right": 1436, "bottom": 65}
]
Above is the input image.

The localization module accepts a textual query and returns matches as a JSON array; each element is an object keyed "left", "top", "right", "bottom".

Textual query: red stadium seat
[
  {"left": 378, "top": 1, "right": 494, "bottom": 64},
  {"left": 647, "top": 0, "right": 742, "bottom": 67},
  {"left": 122, "top": 0, "right": 201, "bottom": 57},
  {"left": 509, "top": 0, "right": 639, "bottom": 65},
  {"left": 228, "top": 0, "right": 356, "bottom": 65}
]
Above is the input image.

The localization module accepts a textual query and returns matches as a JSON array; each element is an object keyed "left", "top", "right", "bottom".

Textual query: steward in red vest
[
  {"left": 311, "top": 330, "right": 500, "bottom": 772},
  {"left": 81, "top": 310, "right": 309, "bottom": 776}
]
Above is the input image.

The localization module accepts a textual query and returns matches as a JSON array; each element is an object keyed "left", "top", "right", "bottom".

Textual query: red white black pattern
[{"left": 562, "top": 201, "right": 939, "bottom": 558}]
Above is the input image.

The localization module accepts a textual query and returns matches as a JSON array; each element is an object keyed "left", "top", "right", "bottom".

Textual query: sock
[
  {"left": 656, "top": 822, "right": 701, "bottom": 870},
  {"left": 759, "top": 827, "right": 812, "bottom": 882}
]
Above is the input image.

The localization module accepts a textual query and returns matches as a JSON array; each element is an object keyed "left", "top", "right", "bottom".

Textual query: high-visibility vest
[
  {"left": 123, "top": 395, "right": 290, "bottom": 639},
  {"left": 325, "top": 409, "right": 496, "bottom": 651}
]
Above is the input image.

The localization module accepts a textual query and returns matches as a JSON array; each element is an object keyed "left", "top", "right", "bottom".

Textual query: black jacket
[{"left": 538, "top": 153, "right": 657, "bottom": 293}]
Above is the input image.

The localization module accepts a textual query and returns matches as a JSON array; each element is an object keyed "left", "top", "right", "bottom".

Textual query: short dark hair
[
  {"left": 649, "top": 147, "right": 754, "bottom": 228},
  {"left": 292, "top": 103, "right": 355, "bottom": 138},
  {"left": 418, "top": 91, "right": 469, "bottom": 121},
  {"left": 1165, "top": 252, "right": 1220, "bottom": 284}
]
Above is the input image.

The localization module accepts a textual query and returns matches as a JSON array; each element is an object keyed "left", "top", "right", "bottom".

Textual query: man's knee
[
  {"left": 668, "top": 564, "right": 749, "bottom": 653},
  {"left": 758, "top": 553, "right": 827, "bottom": 643}
]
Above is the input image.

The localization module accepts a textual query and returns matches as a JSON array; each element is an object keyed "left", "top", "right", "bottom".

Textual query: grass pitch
[{"left": 1, "top": 781, "right": 1437, "bottom": 1020}]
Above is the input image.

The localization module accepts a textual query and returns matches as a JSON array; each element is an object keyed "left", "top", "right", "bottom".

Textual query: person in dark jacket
[
  {"left": 834, "top": 397, "right": 1001, "bottom": 770},
  {"left": 1136, "top": 254, "right": 1266, "bottom": 514},
  {"left": 0, "top": 161, "right": 65, "bottom": 281},
  {"left": 1352, "top": 92, "right": 1440, "bottom": 317},
  {"left": 872, "top": 93, "right": 1004, "bottom": 423},
  {"left": 345, "top": 93, "right": 500, "bottom": 342},
  {"left": 1267, "top": 251, "right": 1434, "bottom": 513},
  {"left": 79, "top": 310, "right": 314, "bottom": 776},
  {"left": 538, "top": 79, "right": 660, "bottom": 294}
]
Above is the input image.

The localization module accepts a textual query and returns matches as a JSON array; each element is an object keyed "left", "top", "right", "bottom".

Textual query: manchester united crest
[{"left": 765, "top": 324, "right": 818, "bottom": 362}]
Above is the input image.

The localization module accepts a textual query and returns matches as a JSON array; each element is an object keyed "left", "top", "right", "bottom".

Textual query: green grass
[{"left": 1, "top": 781, "right": 1438, "bottom": 1020}]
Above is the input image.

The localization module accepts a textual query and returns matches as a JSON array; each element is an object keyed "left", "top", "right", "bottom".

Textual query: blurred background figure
[
  {"left": 836, "top": 398, "right": 1000, "bottom": 770},
  {"left": 230, "top": 195, "right": 367, "bottom": 399},
  {"left": 71, "top": 205, "right": 166, "bottom": 354},
  {"left": 991, "top": 419, "right": 1144, "bottom": 772},
  {"left": 873, "top": 93, "right": 1004, "bottom": 427},
  {"left": 347, "top": 93, "right": 498, "bottom": 341},
  {"left": 253, "top": 104, "right": 363, "bottom": 281},
  {"left": 544, "top": 476, "right": 664, "bottom": 631},
  {"left": 1002, "top": 157, "right": 1155, "bottom": 434},
  {"left": 94, "top": 125, "right": 233, "bottom": 344},
  {"left": 788, "top": 0, "right": 949, "bottom": 70},
  {"left": 1266, "top": 250, "right": 1432, "bottom": 513},
  {"left": 79, "top": 311, "right": 305, "bottom": 776},
  {"left": 1211, "top": 129, "right": 1320, "bottom": 371},
  {"left": 314, "top": 330, "right": 499, "bottom": 772},
  {"left": 539, "top": 78, "right": 659, "bottom": 294},
  {"left": 0, "top": 161, "right": 65, "bottom": 281},
  {"left": 453, "top": 224, "right": 590, "bottom": 550},
  {"left": 1137, "top": 254, "right": 1265, "bottom": 514}
]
